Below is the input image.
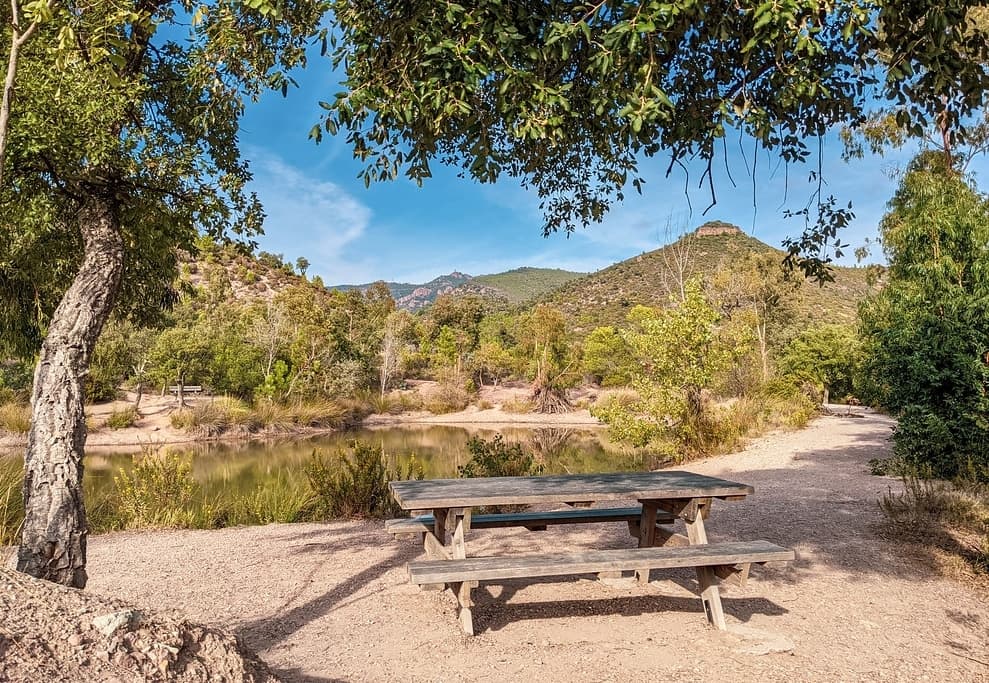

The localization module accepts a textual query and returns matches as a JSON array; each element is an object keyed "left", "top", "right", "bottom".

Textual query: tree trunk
[{"left": 17, "top": 194, "right": 124, "bottom": 587}]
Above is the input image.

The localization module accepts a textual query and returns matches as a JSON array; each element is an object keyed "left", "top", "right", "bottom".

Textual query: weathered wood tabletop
[{"left": 389, "top": 470, "right": 753, "bottom": 510}]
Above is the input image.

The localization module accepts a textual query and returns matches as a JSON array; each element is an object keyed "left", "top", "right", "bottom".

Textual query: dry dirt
[
  {"left": 37, "top": 408, "right": 982, "bottom": 682},
  {"left": 0, "top": 566, "right": 276, "bottom": 682}
]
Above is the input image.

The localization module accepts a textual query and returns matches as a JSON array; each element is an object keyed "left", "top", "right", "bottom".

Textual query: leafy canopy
[
  {"left": 0, "top": 1, "right": 326, "bottom": 354},
  {"left": 318, "top": 1, "right": 989, "bottom": 266}
]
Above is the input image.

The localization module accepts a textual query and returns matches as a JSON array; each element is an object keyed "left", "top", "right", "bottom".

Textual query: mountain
[
  {"left": 540, "top": 223, "right": 877, "bottom": 332},
  {"left": 331, "top": 280, "right": 421, "bottom": 299},
  {"left": 332, "top": 272, "right": 475, "bottom": 311},
  {"left": 468, "top": 267, "right": 586, "bottom": 303},
  {"left": 332, "top": 268, "right": 585, "bottom": 311}
]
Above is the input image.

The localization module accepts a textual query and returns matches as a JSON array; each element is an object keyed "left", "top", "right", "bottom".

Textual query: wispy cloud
[{"left": 247, "top": 151, "right": 373, "bottom": 282}]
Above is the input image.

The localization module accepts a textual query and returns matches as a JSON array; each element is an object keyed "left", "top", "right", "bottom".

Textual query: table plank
[{"left": 389, "top": 471, "right": 752, "bottom": 510}]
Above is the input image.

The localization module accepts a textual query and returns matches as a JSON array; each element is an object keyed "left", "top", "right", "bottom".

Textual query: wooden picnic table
[{"left": 388, "top": 471, "right": 792, "bottom": 635}]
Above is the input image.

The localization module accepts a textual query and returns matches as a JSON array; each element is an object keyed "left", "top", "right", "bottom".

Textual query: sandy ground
[
  {"left": 366, "top": 382, "right": 604, "bottom": 428},
  {"left": 70, "top": 409, "right": 989, "bottom": 682}
]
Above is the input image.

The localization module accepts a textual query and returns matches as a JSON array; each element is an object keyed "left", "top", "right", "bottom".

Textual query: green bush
[
  {"left": 458, "top": 435, "right": 544, "bottom": 479},
  {"left": 305, "top": 442, "right": 422, "bottom": 519},
  {"left": 458, "top": 436, "right": 544, "bottom": 513},
  {"left": 106, "top": 406, "right": 138, "bottom": 430},
  {"left": 231, "top": 475, "right": 309, "bottom": 525},
  {"left": 114, "top": 450, "right": 201, "bottom": 528}
]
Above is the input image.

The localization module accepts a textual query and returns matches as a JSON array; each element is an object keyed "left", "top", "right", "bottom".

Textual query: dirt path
[{"left": 84, "top": 410, "right": 989, "bottom": 682}]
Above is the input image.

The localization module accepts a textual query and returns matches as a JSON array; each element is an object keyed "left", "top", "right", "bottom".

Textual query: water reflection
[{"left": 2, "top": 425, "right": 661, "bottom": 499}]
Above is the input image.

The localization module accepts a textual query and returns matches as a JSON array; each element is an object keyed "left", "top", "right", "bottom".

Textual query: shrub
[
  {"left": 880, "top": 475, "right": 989, "bottom": 575},
  {"left": 458, "top": 436, "right": 544, "bottom": 513},
  {"left": 231, "top": 476, "right": 309, "bottom": 525},
  {"left": 305, "top": 442, "right": 422, "bottom": 519},
  {"left": 501, "top": 397, "right": 534, "bottom": 414},
  {"left": 367, "top": 391, "right": 422, "bottom": 415},
  {"left": 292, "top": 399, "right": 351, "bottom": 428},
  {"left": 106, "top": 406, "right": 139, "bottom": 430},
  {"left": 114, "top": 450, "right": 200, "bottom": 528},
  {"left": 0, "top": 403, "right": 31, "bottom": 434},
  {"left": 170, "top": 408, "right": 195, "bottom": 430},
  {"left": 424, "top": 380, "right": 470, "bottom": 414},
  {"left": 458, "top": 435, "right": 544, "bottom": 479}
]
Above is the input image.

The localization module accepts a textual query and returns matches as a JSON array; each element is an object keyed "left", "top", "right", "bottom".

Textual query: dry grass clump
[
  {"left": 501, "top": 397, "right": 535, "bottom": 414},
  {"left": 366, "top": 391, "right": 422, "bottom": 415},
  {"left": 880, "top": 476, "right": 989, "bottom": 584},
  {"left": 423, "top": 381, "right": 470, "bottom": 415},
  {"left": 0, "top": 402, "right": 31, "bottom": 434},
  {"left": 0, "top": 461, "right": 23, "bottom": 546},
  {"left": 170, "top": 398, "right": 364, "bottom": 437}
]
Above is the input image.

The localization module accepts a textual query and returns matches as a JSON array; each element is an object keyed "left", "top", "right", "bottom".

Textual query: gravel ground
[{"left": 70, "top": 409, "right": 989, "bottom": 682}]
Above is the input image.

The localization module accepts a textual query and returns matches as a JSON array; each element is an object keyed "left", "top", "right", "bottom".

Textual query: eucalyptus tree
[
  {"left": 318, "top": 2, "right": 989, "bottom": 278},
  {"left": 2, "top": 1, "right": 325, "bottom": 586},
  {"left": 858, "top": 153, "right": 989, "bottom": 479}
]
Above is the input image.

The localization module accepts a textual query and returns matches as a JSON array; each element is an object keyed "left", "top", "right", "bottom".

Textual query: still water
[{"left": 33, "top": 425, "right": 659, "bottom": 499}]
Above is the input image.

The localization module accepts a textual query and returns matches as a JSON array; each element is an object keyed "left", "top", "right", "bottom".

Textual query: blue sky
[{"left": 238, "top": 54, "right": 978, "bottom": 286}]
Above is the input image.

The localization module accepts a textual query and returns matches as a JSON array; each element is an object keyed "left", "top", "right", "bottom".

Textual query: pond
[{"left": 2, "top": 425, "right": 660, "bottom": 503}]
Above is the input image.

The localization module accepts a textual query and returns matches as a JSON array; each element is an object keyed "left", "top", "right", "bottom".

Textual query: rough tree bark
[{"left": 17, "top": 193, "right": 124, "bottom": 588}]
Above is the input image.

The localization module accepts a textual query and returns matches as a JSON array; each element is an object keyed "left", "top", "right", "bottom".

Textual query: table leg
[
  {"left": 683, "top": 502, "right": 727, "bottom": 630},
  {"left": 421, "top": 508, "right": 449, "bottom": 591},
  {"left": 635, "top": 501, "right": 659, "bottom": 584},
  {"left": 450, "top": 511, "right": 475, "bottom": 634}
]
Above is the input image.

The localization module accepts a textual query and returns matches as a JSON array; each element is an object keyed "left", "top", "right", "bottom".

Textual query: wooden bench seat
[
  {"left": 409, "top": 540, "right": 794, "bottom": 635},
  {"left": 386, "top": 506, "right": 675, "bottom": 535}
]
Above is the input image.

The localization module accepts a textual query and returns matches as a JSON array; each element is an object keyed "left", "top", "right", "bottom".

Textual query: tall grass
[
  {"left": 0, "top": 461, "right": 23, "bottom": 546},
  {"left": 1, "top": 438, "right": 424, "bottom": 542},
  {"left": 0, "top": 402, "right": 31, "bottom": 434},
  {"left": 170, "top": 397, "right": 366, "bottom": 437},
  {"left": 880, "top": 475, "right": 989, "bottom": 577}
]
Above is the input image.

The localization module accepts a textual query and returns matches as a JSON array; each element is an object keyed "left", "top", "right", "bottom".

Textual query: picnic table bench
[
  {"left": 167, "top": 385, "right": 204, "bottom": 395},
  {"left": 388, "top": 471, "right": 794, "bottom": 635}
]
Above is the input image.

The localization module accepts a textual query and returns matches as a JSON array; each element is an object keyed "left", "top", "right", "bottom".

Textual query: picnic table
[{"left": 387, "top": 471, "right": 794, "bottom": 635}]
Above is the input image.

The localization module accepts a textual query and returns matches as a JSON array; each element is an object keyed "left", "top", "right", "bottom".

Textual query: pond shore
[{"left": 0, "top": 383, "right": 605, "bottom": 454}]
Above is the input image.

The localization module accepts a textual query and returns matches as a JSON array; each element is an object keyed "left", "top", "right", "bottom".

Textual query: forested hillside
[
  {"left": 332, "top": 267, "right": 584, "bottom": 311},
  {"left": 542, "top": 227, "right": 877, "bottom": 332}
]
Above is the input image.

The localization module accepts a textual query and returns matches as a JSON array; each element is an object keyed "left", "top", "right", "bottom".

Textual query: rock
[
  {"left": 729, "top": 624, "right": 795, "bottom": 656},
  {"left": 92, "top": 610, "right": 143, "bottom": 638},
  {"left": 67, "top": 633, "right": 85, "bottom": 647}
]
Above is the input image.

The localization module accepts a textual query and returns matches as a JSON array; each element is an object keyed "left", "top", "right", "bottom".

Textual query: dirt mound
[{"left": 0, "top": 567, "right": 277, "bottom": 682}]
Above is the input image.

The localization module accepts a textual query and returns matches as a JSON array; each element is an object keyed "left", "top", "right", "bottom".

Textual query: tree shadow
[
  {"left": 268, "top": 668, "right": 349, "bottom": 683},
  {"left": 470, "top": 580, "right": 787, "bottom": 634},
  {"left": 236, "top": 529, "right": 418, "bottom": 652}
]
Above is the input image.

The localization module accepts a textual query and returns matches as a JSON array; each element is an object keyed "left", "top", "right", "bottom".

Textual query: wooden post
[
  {"left": 422, "top": 508, "right": 449, "bottom": 591},
  {"left": 636, "top": 501, "right": 659, "bottom": 584},
  {"left": 453, "top": 581, "right": 474, "bottom": 636},
  {"left": 683, "top": 501, "right": 727, "bottom": 630}
]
